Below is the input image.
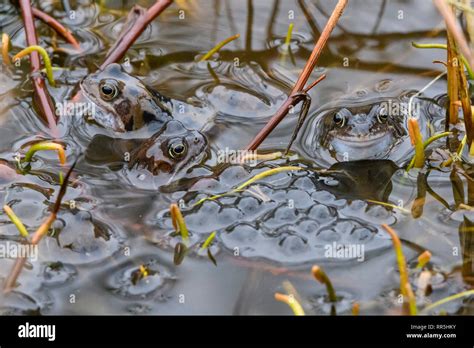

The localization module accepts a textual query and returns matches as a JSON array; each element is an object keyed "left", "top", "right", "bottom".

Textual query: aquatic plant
[
  {"left": 200, "top": 231, "right": 216, "bottom": 251},
  {"left": 3, "top": 205, "right": 29, "bottom": 238},
  {"left": 3, "top": 159, "right": 77, "bottom": 292},
  {"left": 274, "top": 293, "right": 305, "bottom": 316},
  {"left": 17, "top": 0, "right": 58, "bottom": 132},
  {"left": 170, "top": 203, "right": 189, "bottom": 242},
  {"left": 416, "top": 251, "right": 432, "bottom": 269},
  {"left": 433, "top": 0, "right": 474, "bottom": 151},
  {"left": 382, "top": 224, "right": 417, "bottom": 315},
  {"left": 173, "top": 242, "right": 187, "bottom": 266},
  {"left": 14, "top": 45, "right": 55, "bottom": 87},
  {"left": 312, "top": 265, "right": 337, "bottom": 303},
  {"left": 407, "top": 118, "right": 425, "bottom": 169},
  {"left": 200, "top": 231, "right": 217, "bottom": 266},
  {"left": 366, "top": 200, "right": 410, "bottom": 214},
  {"left": 407, "top": 132, "right": 452, "bottom": 170},
  {"left": 411, "top": 42, "right": 474, "bottom": 79},
  {"left": 352, "top": 302, "right": 360, "bottom": 316},
  {"left": 199, "top": 34, "right": 240, "bottom": 62},
  {"left": 421, "top": 289, "right": 474, "bottom": 313},
  {"left": 284, "top": 23, "right": 294, "bottom": 49},
  {"left": 193, "top": 166, "right": 303, "bottom": 206},
  {"left": 434, "top": 0, "right": 474, "bottom": 70},
  {"left": 238, "top": 151, "right": 283, "bottom": 164},
  {"left": 22, "top": 142, "right": 66, "bottom": 166},
  {"left": 1, "top": 33, "right": 10, "bottom": 65}
]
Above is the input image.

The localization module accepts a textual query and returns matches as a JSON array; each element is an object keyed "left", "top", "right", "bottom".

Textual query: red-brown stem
[
  {"left": 19, "top": 0, "right": 58, "bottom": 134},
  {"left": 3, "top": 256, "right": 27, "bottom": 293},
  {"left": 100, "top": 0, "right": 173, "bottom": 69},
  {"left": 32, "top": 7, "right": 81, "bottom": 50},
  {"left": 244, "top": 0, "right": 347, "bottom": 151},
  {"left": 304, "top": 74, "right": 327, "bottom": 93}
]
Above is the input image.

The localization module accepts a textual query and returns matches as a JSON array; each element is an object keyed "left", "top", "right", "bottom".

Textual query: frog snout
[{"left": 348, "top": 114, "right": 373, "bottom": 136}]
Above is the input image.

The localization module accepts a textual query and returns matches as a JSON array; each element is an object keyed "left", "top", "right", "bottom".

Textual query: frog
[
  {"left": 299, "top": 79, "right": 441, "bottom": 166},
  {"left": 85, "top": 120, "right": 208, "bottom": 177},
  {"left": 128, "top": 119, "right": 208, "bottom": 176},
  {"left": 79, "top": 63, "right": 173, "bottom": 132}
]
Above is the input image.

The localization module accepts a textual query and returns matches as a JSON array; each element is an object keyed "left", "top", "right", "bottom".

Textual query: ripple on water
[
  {"left": 103, "top": 256, "right": 174, "bottom": 300},
  {"left": 308, "top": 290, "right": 355, "bottom": 315},
  {"left": 41, "top": 262, "right": 78, "bottom": 287},
  {"left": 0, "top": 291, "right": 41, "bottom": 315},
  {"left": 172, "top": 60, "right": 288, "bottom": 122}
]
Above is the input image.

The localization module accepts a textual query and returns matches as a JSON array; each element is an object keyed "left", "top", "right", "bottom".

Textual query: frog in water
[
  {"left": 80, "top": 63, "right": 173, "bottom": 132},
  {"left": 128, "top": 120, "right": 208, "bottom": 175},
  {"left": 299, "top": 80, "right": 439, "bottom": 165},
  {"left": 85, "top": 120, "right": 208, "bottom": 177}
]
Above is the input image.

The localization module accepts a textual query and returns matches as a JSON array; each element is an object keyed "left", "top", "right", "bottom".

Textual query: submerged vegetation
[{"left": 0, "top": 0, "right": 474, "bottom": 317}]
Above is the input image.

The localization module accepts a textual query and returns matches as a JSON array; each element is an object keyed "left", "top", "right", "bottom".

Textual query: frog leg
[{"left": 285, "top": 91, "right": 312, "bottom": 155}]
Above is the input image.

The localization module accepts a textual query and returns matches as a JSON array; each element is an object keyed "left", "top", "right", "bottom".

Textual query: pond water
[{"left": 0, "top": 0, "right": 473, "bottom": 315}]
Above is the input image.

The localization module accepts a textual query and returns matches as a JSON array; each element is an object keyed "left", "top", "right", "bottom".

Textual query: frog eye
[
  {"left": 333, "top": 112, "right": 346, "bottom": 127},
  {"left": 168, "top": 141, "right": 187, "bottom": 159},
  {"left": 99, "top": 80, "right": 119, "bottom": 101}
]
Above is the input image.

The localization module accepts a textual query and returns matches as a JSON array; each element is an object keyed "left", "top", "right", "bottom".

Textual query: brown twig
[
  {"left": 19, "top": 0, "right": 58, "bottom": 134},
  {"left": 303, "top": 75, "right": 326, "bottom": 93},
  {"left": 100, "top": 0, "right": 173, "bottom": 69},
  {"left": 31, "top": 7, "right": 81, "bottom": 50},
  {"left": 244, "top": 0, "right": 348, "bottom": 151}
]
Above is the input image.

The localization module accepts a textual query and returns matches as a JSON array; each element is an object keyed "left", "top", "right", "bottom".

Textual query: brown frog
[
  {"left": 80, "top": 63, "right": 173, "bottom": 132},
  {"left": 128, "top": 120, "right": 208, "bottom": 175},
  {"left": 85, "top": 120, "right": 208, "bottom": 176}
]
